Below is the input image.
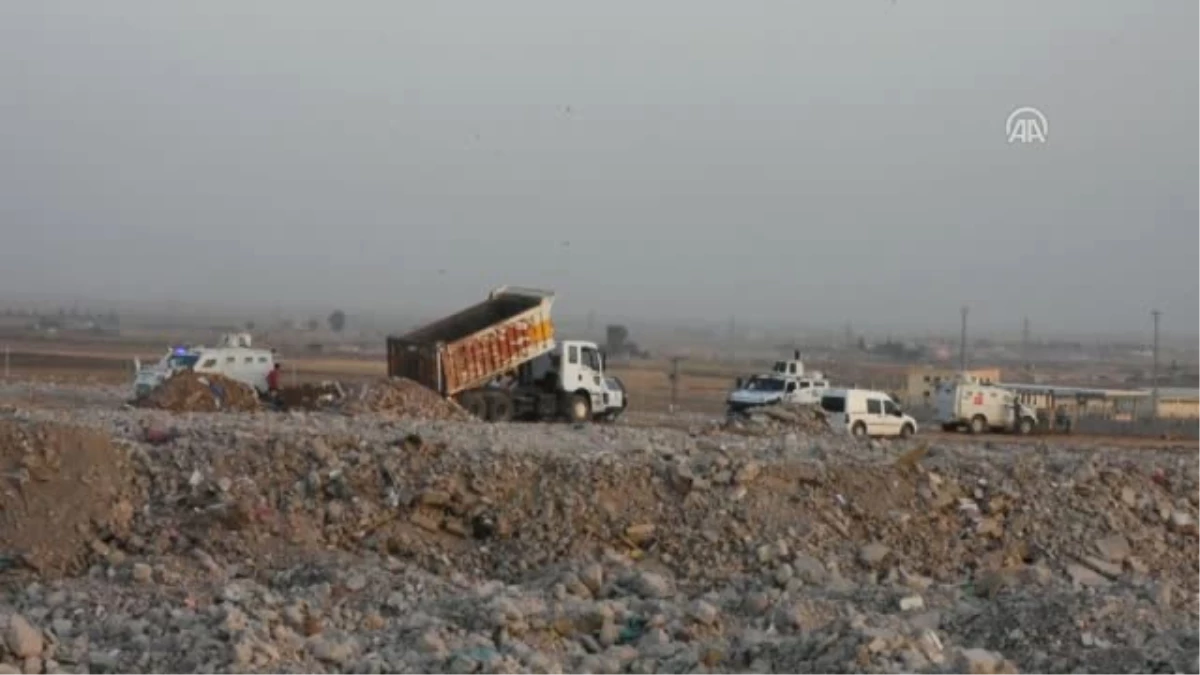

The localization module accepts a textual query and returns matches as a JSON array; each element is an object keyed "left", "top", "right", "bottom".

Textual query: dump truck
[{"left": 386, "top": 286, "right": 627, "bottom": 423}]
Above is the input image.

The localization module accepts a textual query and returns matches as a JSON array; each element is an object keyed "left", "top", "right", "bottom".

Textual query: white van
[
  {"left": 820, "top": 388, "right": 919, "bottom": 438},
  {"left": 935, "top": 380, "right": 1037, "bottom": 434}
]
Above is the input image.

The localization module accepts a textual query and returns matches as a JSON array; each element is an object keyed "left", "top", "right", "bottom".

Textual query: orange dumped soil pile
[
  {"left": 342, "top": 377, "right": 470, "bottom": 420},
  {"left": 136, "top": 371, "right": 261, "bottom": 412},
  {"left": 277, "top": 381, "right": 345, "bottom": 410},
  {"left": 0, "top": 419, "right": 139, "bottom": 576}
]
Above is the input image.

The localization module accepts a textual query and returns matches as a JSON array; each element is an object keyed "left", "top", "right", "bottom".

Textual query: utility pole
[
  {"left": 668, "top": 357, "right": 682, "bottom": 414},
  {"left": 1022, "top": 316, "right": 1030, "bottom": 369},
  {"left": 728, "top": 316, "right": 736, "bottom": 363},
  {"left": 1151, "top": 309, "right": 1161, "bottom": 419},
  {"left": 959, "top": 305, "right": 969, "bottom": 373}
]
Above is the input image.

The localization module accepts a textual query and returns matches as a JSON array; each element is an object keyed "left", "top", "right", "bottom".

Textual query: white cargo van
[{"left": 820, "top": 388, "right": 918, "bottom": 439}]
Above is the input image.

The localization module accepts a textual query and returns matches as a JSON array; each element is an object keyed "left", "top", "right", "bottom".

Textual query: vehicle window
[
  {"left": 201, "top": 358, "right": 217, "bottom": 368},
  {"left": 568, "top": 346, "right": 578, "bottom": 364},
  {"left": 583, "top": 348, "right": 601, "bottom": 371},
  {"left": 746, "top": 377, "right": 785, "bottom": 392},
  {"left": 799, "top": 382, "right": 810, "bottom": 389},
  {"left": 817, "top": 381, "right": 828, "bottom": 388},
  {"left": 867, "top": 399, "right": 882, "bottom": 415},
  {"left": 820, "top": 396, "right": 845, "bottom": 413},
  {"left": 226, "top": 356, "right": 236, "bottom": 364},
  {"left": 884, "top": 400, "right": 898, "bottom": 415},
  {"left": 244, "top": 357, "right": 254, "bottom": 364},
  {"left": 785, "top": 382, "right": 796, "bottom": 392},
  {"left": 789, "top": 363, "right": 797, "bottom": 374},
  {"left": 258, "top": 356, "right": 268, "bottom": 363},
  {"left": 168, "top": 354, "right": 199, "bottom": 369}
]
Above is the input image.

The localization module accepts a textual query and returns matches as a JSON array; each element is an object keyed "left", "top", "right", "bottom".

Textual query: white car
[{"left": 820, "top": 388, "right": 918, "bottom": 439}]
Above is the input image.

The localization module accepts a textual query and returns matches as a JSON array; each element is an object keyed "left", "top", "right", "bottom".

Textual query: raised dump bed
[{"left": 386, "top": 286, "right": 556, "bottom": 397}]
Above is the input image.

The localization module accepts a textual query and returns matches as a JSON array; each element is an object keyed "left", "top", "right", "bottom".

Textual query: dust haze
[{"left": 0, "top": 0, "right": 1196, "bottom": 336}]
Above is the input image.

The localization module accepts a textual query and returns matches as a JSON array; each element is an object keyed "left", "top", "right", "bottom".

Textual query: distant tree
[
  {"left": 306, "top": 318, "right": 320, "bottom": 332},
  {"left": 328, "top": 310, "right": 346, "bottom": 333}
]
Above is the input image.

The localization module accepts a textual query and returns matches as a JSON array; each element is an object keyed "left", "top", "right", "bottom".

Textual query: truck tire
[
  {"left": 1016, "top": 416, "right": 1034, "bottom": 435},
  {"left": 486, "top": 391, "right": 514, "bottom": 422},
  {"left": 851, "top": 421, "right": 868, "bottom": 438},
  {"left": 969, "top": 415, "right": 987, "bottom": 435},
  {"left": 563, "top": 393, "right": 591, "bottom": 423},
  {"left": 458, "top": 391, "right": 489, "bottom": 420},
  {"left": 900, "top": 423, "right": 914, "bottom": 438}
]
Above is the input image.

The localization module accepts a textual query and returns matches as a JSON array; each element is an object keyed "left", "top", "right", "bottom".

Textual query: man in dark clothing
[{"left": 267, "top": 364, "right": 281, "bottom": 396}]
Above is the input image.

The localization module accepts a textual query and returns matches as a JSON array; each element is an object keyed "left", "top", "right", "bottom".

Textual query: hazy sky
[{"left": 1, "top": 1, "right": 1196, "bottom": 335}]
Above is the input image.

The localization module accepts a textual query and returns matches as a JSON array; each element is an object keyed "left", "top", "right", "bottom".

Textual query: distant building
[
  {"left": 1153, "top": 388, "right": 1200, "bottom": 420},
  {"left": 902, "top": 366, "right": 1002, "bottom": 408}
]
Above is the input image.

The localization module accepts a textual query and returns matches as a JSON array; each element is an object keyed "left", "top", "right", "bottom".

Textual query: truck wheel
[
  {"left": 970, "top": 415, "right": 987, "bottom": 435},
  {"left": 564, "top": 393, "right": 590, "bottom": 423},
  {"left": 900, "top": 423, "right": 914, "bottom": 438},
  {"left": 486, "top": 391, "right": 514, "bottom": 423},
  {"left": 458, "top": 391, "right": 489, "bottom": 420},
  {"left": 1017, "top": 417, "right": 1034, "bottom": 435},
  {"left": 851, "top": 421, "right": 868, "bottom": 438}
]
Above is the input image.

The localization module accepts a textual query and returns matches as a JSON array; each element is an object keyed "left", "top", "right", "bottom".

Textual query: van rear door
[{"left": 820, "top": 393, "right": 847, "bottom": 429}]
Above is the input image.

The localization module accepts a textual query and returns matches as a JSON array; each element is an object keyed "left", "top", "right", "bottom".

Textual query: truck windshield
[
  {"left": 745, "top": 377, "right": 786, "bottom": 392},
  {"left": 167, "top": 354, "right": 199, "bottom": 369}
]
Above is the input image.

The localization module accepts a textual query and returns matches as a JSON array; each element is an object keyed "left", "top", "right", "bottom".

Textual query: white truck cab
[
  {"left": 133, "top": 334, "right": 276, "bottom": 399},
  {"left": 510, "top": 339, "right": 627, "bottom": 422},
  {"left": 821, "top": 388, "right": 919, "bottom": 439}
]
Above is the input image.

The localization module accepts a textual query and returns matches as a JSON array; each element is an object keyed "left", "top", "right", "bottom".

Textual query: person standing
[{"left": 267, "top": 363, "right": 281, "bottom": 395}]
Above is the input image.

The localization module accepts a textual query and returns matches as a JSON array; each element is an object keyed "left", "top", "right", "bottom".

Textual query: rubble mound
[
  {"left": 136, "top": 372, "right": 261, "bottom": 413},
  {"left": 722, "top": 403, "right": 830, "bottom": 435},
  {"left": 0, "top": 419, "right": 139, "bottom": 576},
  {"left": 342, "top": 378, "right": 469, "bottom": 420},
  {"left": 277, "top": 381, "right": 345, "bottom": 410}
]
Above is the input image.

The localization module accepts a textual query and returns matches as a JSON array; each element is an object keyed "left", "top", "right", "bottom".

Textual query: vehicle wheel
[
  {"left": 486, "top": 391, "right": 514, "bottom": 422},
  {"left": 1017, "top": 417, "right": 1034, "bottom": 435},
  {"left": 970, "top": 415, "right": 987, "bottom": 435},
  {"left": 563, "top": 393, "right": 591, "bottom": 423},
  {"left": 900, "top": 423, "right": 914, "bottom": 438},
  {"left": 851, "top": 421, "right": 868, "bottom": 438},
  {"left": 458, "top": 391, "right": 489, "bottom": 420}
]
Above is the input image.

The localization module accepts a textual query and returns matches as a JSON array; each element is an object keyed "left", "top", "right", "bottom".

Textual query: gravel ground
[{"left": 1, "top": 382, "right": 1197, "bottom": 674}]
